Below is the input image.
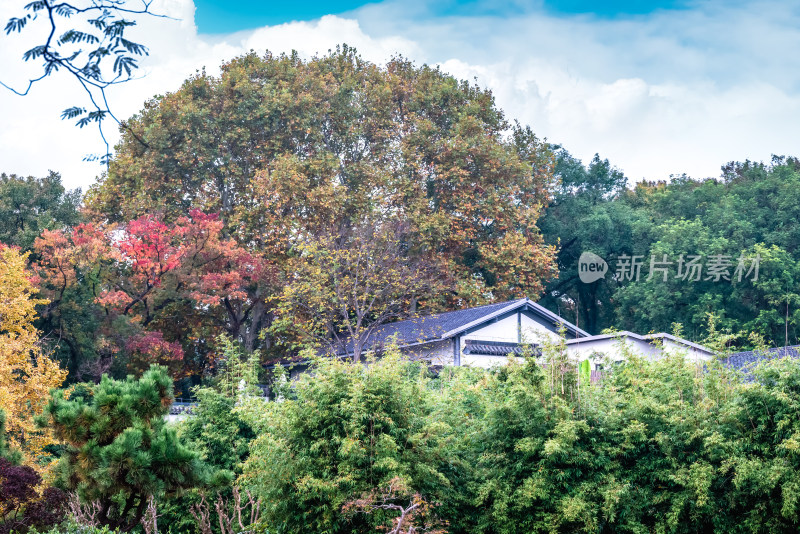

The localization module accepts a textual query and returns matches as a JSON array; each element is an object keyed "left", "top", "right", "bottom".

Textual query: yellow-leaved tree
[{"left": 0, "top": 245, "right": 66, "bottom": 470}]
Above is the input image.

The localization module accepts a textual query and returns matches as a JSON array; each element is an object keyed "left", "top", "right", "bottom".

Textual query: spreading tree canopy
[
  {"left": 84, "top": 47, "right": 557, "bottom": 359},
  {"left": 0, "top": 171, "right": 81, "bottom": 252},
  {"left": 34, "top": 210, "right": 272, "bottom": 380},
  {"left": 87, "top": 46, "right": 556, "bottom": 302}
]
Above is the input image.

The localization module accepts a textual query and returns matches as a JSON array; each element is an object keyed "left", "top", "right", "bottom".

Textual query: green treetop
[{"left": 40, "top": 365, "right": 219, "bottom": 531}]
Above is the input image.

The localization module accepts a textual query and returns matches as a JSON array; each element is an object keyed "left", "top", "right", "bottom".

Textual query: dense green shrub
[
  {"left": 24, "top": 339, "right": 800, "bottom": 533},
  {"left": 238, "top": 349, "right": 457, "bottom": 533},
  {"left": 180, "top": 336, "right": 259, "bottom": 475},
  {"left": 158, "top": 337, "right": 259, "bottom": 534},
  {"left": 233, "top": 346, "right": 800, "bottom": 534},
  {"left": 34, "top": 521, "right": 116, "bottom": 534}
]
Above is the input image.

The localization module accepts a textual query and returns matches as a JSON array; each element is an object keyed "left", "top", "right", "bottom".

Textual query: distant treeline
[{"left": 539, "top": 153, "right": 800, "bottom": 346}]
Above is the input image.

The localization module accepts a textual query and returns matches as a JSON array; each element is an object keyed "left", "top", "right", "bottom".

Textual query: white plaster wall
[
  {"left": 459, "top": 313, "right": 546, "bottom": 368},
  {"left": 461, "top": 312, "right": 562, "bottom": 345},
  {"left": 660, "top": 339, "right": 713, "bottom": 362},
  {"left": 566, "top": 337, "right": 661, "bottom": 368},
  {"left": 520, "top": 313, "right": 562, "bottom": 344},
  {"left": 566, "top": 338, "right": 617, "bottom": 362},
  {"left": 456, "top": 311, "right": 566, "bottom": 368},
  {"left": 405, "top": 340, "right": 454, "bottom": 365},
  {"left": 462, "top": 314, "right": 519, "bottom": 343},
  {"left": 567, "top": 336, "right": 713, "bottom": 368}
]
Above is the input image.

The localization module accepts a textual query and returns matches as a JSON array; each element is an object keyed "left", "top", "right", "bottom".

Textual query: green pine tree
[{"left": 40, "top": 366, "right": 218, "bottom": 531}]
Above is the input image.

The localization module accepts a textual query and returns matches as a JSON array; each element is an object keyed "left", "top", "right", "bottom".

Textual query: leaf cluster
[{"left": 3, "top": 0, "right": 159, "bottom": 162}]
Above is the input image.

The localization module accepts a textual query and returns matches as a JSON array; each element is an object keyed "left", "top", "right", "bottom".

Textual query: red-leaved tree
[{"left": 34, "top": 210, "right": 275, "bottom": 380}]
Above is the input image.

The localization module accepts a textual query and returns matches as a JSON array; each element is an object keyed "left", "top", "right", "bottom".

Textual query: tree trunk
[{"left": 243, "top": 298, "right": 266, "bottom": 353}]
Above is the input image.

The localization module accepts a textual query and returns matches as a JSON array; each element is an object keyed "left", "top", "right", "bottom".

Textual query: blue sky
[
  {"left": 193, "top": 0, "right": 368, "bottom": 32},
  {"left": 194, "top": 0, "right": 689, "bottom": 33}
]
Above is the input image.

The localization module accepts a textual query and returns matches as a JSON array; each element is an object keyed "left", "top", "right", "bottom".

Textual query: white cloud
[
  {"left": 0, "top": 0, "right": 798, "bottom": 191},
  {"left": 355, "top": 0, "right": 800, "bottom": 180}
]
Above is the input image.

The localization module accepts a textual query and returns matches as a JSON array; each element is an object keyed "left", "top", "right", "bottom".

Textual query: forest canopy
[
  {"left": 0, "top": 49, "right": 796, "bottom": 384},
  {"left": 66, "top": 47, "right": 558, "bottom": 378},
  {"left": 541, "top": 153, "right": 800, "bottom": 347}
]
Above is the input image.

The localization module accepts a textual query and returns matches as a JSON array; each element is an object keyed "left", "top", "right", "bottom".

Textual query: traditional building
[
  {"left": 337, "top": 298, "right": 713, "bottom": 369},
  {"left": 566, "top": 331, "right": 714, "bottom": 367}
]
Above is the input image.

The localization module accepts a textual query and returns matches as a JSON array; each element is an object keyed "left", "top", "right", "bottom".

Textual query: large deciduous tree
[
  {"left": 85, "top": 47, "right": 558, "bottom": 346},
  {"left": 0, "top": 245, "right": 66, "bottom": 469},
  {"left": 0, "top": 171, "right": 81, "bottom": 252},
  {"left": 537, "top": 150, "right": 635, "bottom": 334},
  {"left": 274, "top": 220, "right": 445, "bottom": 359}
]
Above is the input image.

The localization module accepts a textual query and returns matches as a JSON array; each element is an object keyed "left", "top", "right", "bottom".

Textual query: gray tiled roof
[
  {"left": 721, "top": 345, "right": 800, "bottom": 372},
  {"left": 360, "top": 299, "right": 522, "bottom": 350},
  {"left": 340, "top": 298, "right": 587, "bottom": 355}
]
